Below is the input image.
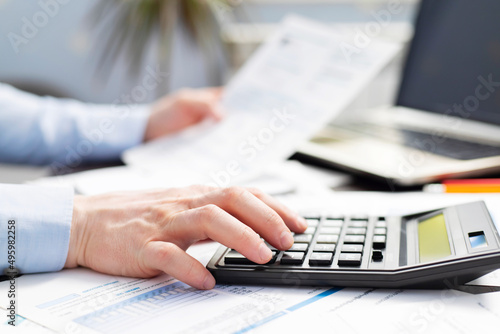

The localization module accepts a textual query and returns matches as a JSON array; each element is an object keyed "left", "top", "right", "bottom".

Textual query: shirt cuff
[{"left": 0, "top": 184, "right": 74, "bottom": 274}]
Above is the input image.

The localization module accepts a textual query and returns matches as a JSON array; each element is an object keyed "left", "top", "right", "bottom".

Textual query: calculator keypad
[
  {"left": 222, "top": 215, "right": 388, "bottom": 269},
  {"left": 281, "top": 251, "right": 306, "bottom": 265}
]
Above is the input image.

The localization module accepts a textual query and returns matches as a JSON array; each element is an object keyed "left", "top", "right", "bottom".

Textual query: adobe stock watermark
[
  {"left": 339, "top": 0, "right": 404, "bottom": 64},
  {"left": 50, "top": 65, "right": 168, "bottom": 175},
  {"left": 7, "top": 0, "right": 72, "bottom": 54},
  {"left": 207, "top": 107, "right": 297, "bottom": 187},
  {"left": 396, "top": 73, "right": 500, "bottom": 178},
  {"left": 4, "top": 219, "right": 19, "bottom": 327},
  {"left": 403, "top": 288, "right": 463, "bottom": 332}
]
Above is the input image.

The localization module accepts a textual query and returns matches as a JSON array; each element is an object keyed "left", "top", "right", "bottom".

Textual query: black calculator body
[{"left": 207, "top": 201, "right": 500, "bottom": 288}]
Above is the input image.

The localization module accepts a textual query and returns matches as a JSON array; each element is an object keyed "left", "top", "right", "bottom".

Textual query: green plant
[{"left": 91, "top": 0, "right": 236, "bottom": 83}]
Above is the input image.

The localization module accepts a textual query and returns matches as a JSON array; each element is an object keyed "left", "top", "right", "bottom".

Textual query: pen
[{"left": 423, "top": 179, "right": 500, "bottom": 193}]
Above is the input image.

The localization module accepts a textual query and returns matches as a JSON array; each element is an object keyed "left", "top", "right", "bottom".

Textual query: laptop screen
[{"left": 396, "top": 0, "right": 500, "bottom": 125}]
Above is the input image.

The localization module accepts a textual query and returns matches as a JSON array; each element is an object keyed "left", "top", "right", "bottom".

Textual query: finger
[
  {"left": 167, "top": 205, "right": 272, "bottom": 264},
  {"left": 195, "top": 88, "right": 225, "bottom": 119},
  {"left": 181, "top": 95, "right": 224, "bottom": 121},
  {"left": 247, "top": 187, "right": 308, "bottom": 233},
  {"left": 203, "top": 86, "right": 224, "bottom": 98},
  {"left": 143, "top": 241, "right": 216, "bottom": 290},
  {"left": 191, "top": 187, "right": 295, "bottom": 250},
  {"left": 144, "top": 184, "right": 218, "bottom": 200}
]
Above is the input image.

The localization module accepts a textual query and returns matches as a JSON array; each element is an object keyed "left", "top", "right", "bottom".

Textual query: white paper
[
  {"left": 254, "top": 287, "right": 499, "bottom": 334},
  {"left": 0, "top": 242, "right": 334, "bottom": 334},
  {"left": 123, "top": 15, "right": 401, "bottom": 186},
  {"left": 30, "top": 160, "right": 342, "bottom": 198},
  {"left": 466, "top": 269, "right": 500, "bottom": 287}
]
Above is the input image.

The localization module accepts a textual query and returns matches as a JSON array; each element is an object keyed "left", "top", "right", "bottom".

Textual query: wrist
[{"left": 65, "top": 195, "right": 87, "bottom": 269}]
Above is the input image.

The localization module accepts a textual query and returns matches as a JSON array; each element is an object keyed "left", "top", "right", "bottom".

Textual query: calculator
[{"left": 207, "top": 201, "right": 500, "bottom": 288}]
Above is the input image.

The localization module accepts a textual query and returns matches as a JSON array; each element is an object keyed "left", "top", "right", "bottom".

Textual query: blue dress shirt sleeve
[
  {"left": 0, "top": 83, "right": 150, "bottom": 166},
  {"left": 0, "top": 184, "right": 74, "bottom": 274}
]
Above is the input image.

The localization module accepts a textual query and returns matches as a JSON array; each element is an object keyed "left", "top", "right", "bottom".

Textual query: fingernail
[
  {"left": 203, "top": 275, "right": 216, "bottom": 290},
  {"left": 259, "top": 243, "right": 272, "bottom": 262},
  {"left": 298, "top": 216, "right": 308, "bottom": 229},
  {"left": 280, "top": 230, "right": 294, "bottom": 249}
]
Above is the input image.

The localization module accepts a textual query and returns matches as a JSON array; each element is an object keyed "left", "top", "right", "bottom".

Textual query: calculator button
[
  {"left": 316, "top": 235, "right": 339, "bottom": 244},
  {"left": 338, "top": 253, "right": 362, "bottom": 266},
  {"left": 346, "top": 227, "right": 367, "bottom": 235},
  {"left": 313, "top": 244, "right": 336, "bottom": 252},
  {"left": 293, "top": 234, "right": 313, "bottom": 243},
  {"left": 373, "top": 235, "right": 387, "bottom": 249},
  {"left": 225, "top": 250, "right": 277, "bottom": 265},
  {"left": 304, "top": 227, "right": 317, "bottom": 234},
  {"left": 309, "top": 252, "right": 334, "bottom": 266},
  {"left": 372, "top": 250, "right": 383, "bottom": 262},
  {"left": 324, "top": 219, "right": 344, "bottom": 227},
  {"left": 289, "top": 243, "right": 309, "bottom": 252},
  {"left": 281, "top": 252, "right": 305, "bottom": 265},
  {"left": 343, "top": 235, "right": 365, "bottom": 244},
  {"left": 341, "top": 244, "right": 364, "bottom": 253},
  {"left": 305, "top": 219, "right": 319, "bottom": 227},
  {"left": 349, "top": 221, "right": 368, "bottom": 228},
  {"left": 375, "top": 220, "right": 387, "bottom": 228},
  {"left": 320, "top": 227, "right": 341, "bottom": 234},
  {"left": 267, "top": 252, "right": 278, "bottom": 264},
  {"left": 374, "top": 228, "right": 387, "bottom": 235},
  {"left": 225, "top": 251, "right": 253, "bottom": 265}
]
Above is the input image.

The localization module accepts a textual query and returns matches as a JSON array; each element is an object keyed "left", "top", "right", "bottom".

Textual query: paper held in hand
[{"left": 122, "top": 15, "right": 401, "bottom": 187}]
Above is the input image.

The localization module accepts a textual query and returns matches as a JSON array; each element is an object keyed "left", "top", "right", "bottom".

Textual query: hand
[
  {"left": 65, "top": 185, "right": 307, "bottom": 290},
  {"left": 144, "top": 87, "right": 224, "bottom": 141}
]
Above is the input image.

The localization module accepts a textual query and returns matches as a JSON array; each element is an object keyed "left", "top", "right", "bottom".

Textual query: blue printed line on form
[
  {"left": 36, "top": 293, "right": 80, "bottom": 309},
  {"left": 234, "top": 287, "right": 341, "bottom": 334}
]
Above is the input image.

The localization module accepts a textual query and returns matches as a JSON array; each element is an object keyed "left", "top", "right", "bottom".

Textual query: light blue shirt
[
  {"left": 0, "top": 83, "right": 149, "bottom": 166},
  {"left": 0, "top": 83, "right": 150, "bottom": 274},
  {"left": 0, "top": 184, "right": 74, "bottom": 274}
]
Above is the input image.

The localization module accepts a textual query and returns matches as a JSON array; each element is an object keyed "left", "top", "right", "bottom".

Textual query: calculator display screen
[{"left": 418, "top": 213, "right": 452, "bottom": 263}]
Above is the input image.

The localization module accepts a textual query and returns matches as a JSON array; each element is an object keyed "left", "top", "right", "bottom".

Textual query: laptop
[{"left": 297, "top": 0, "right": 500, "bottom": 186}]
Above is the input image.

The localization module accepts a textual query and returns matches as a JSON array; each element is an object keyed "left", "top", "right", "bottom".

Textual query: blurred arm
[{"left": 0, "top": 83, "right": 149, "bottom": 166}]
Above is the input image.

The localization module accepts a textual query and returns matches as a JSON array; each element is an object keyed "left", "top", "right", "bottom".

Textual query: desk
[{"left": 2, "top": 180, "right": 500, "bottom": 333}]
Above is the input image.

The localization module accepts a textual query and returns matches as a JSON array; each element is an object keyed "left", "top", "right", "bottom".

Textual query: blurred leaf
[{"left": 90, "top": 0, "right": 236, "bottom": 86}]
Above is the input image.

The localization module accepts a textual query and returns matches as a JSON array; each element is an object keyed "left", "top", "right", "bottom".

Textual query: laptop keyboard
[
  {"left": 401, "top": 129, "right": 500, "bottom": 160},
  {"left": 223, "top": 215, "right": 387, "bottom": 268}
]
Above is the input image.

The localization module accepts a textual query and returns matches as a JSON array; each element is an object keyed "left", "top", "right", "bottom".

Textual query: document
[
  {"left": 253, "top": 287, "right": 500, "bottom": 333},
  {"left": 0, "top": 242, "right": 337, "bottom": 334},
  {"left": 123, "top": 15, "right": 401, "bottom": 186}
]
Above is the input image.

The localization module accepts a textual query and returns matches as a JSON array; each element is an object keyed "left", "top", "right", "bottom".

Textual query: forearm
[{"left": 0, "top": 83, "right": 150, "bottom": 166}]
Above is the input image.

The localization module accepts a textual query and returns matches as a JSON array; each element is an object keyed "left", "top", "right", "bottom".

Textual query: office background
[{"left": 0, "top": 0, "right": 417, "bottom": 183}]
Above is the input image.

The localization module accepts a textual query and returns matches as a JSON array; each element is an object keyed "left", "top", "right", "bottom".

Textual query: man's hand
[
  {"left": 65, "top": 186, "right": 307, "bottom": 290},
  {"left": 144, "top": 87, "right": 224, "bottom": 141}
]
